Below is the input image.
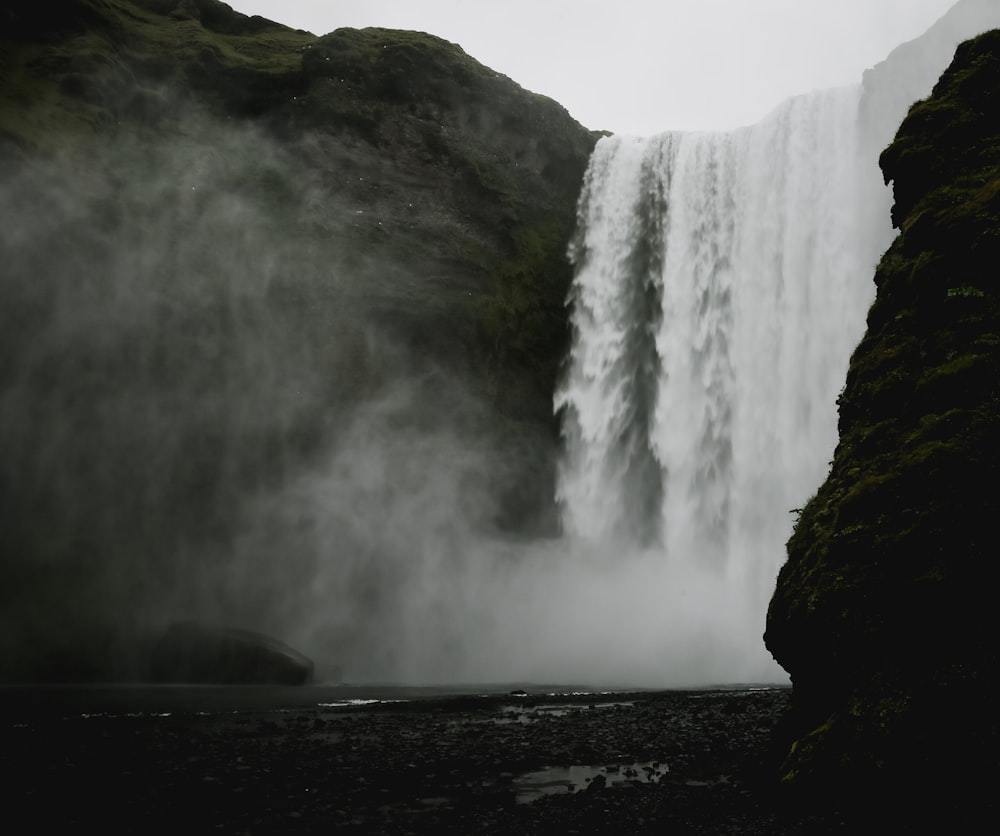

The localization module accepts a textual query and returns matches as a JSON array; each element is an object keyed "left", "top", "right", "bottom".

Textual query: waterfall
[{"left": 555, "top": 86, "right": 892, "bottom": 676}]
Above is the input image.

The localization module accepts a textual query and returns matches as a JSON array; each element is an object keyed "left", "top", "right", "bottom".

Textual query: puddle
[
  {"left": 514, "top": 760, "right": 668, "bottom": 803},
  {"left": 684, "top": 775, "right": 731, "bottom": 788}
]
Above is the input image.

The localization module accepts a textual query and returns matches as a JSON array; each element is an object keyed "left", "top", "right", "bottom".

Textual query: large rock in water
[
  {"left": 765, "top": 30, "right": 1000, "bottom": 814},
  {"left": 151, "top": 622, "right": 314, "bottom": 684}
]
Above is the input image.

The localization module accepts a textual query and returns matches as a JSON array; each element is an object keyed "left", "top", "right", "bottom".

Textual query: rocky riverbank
[{"left": 1, "top": 685, "right": 932, "bottom": 834}]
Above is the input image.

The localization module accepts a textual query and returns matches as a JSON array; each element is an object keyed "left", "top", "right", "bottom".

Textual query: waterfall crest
[{"left": 555, "top": 87, "right": 890, "bottom": 674}]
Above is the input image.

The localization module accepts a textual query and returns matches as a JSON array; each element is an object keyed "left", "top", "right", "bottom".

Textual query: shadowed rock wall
[{"left": 765, "top": 27, "right": 1000, "bottom": 813}]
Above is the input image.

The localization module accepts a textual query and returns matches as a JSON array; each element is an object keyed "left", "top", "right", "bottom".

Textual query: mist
[
  {"left": 0, "top": 87, "right": 767, "bottom": 688},
  {"left": 230, "top": 391, "right": 774, "bottom": 686},
  {"left": 0, "top": 100, "right": 438, "bottom": 680},
  {"left": 11, "top": 0, "right": 993, "bottom": 687}
]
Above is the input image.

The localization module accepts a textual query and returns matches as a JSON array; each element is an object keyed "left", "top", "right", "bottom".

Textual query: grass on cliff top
[
  {"left": 309, "top": 26, "right": 534, "bottom": 92},
  {"left": 0, "top": 0, "right": 315, "bottom": 151},
  {"left": 124, "top": 2, "right": 314, "bottom": 74},
  {"left": 881, "top": 30, "right": 1000, "bottom": 225},
  {"left": 303, "top": 24, "right": 575, "bottom": 129}
]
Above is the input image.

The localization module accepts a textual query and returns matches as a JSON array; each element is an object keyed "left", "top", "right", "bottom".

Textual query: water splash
[{"left": 556, "top": 87, "right": 891, "bottom": 677}]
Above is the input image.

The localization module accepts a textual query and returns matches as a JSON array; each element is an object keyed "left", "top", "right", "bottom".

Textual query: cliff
[
  {"left": 1, "top": 0, "right": 595, "bottom": 429},
  {"left": 765, "top": 27, "right": 1000, "bottom": 815},
  {"left": 0, "top": 0, "right": 596, "bottom": 680}
]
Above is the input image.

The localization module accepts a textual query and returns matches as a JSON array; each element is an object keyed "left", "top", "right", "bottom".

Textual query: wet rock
[{"left": 149, "top": 621, "right": 314, "bottom": 684}]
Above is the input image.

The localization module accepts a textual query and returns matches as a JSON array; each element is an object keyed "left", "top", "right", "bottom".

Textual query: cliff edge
[{"left": 765, "top": 27, "right": 1000, "bottom": 816}]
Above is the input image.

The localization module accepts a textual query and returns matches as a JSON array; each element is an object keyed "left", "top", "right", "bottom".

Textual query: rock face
[
  {"left": 765, "top": 29, "right": 1000, "bottom": 807},
  {"left": 1, "top": 0, "right": 595, "bottom": 436},
  {"left": 0, "top": 0, "right": 595, "bottom": 681}
]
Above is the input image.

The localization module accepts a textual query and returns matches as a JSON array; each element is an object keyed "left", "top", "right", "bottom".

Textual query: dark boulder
[{"left": 150, "top": 622, "right": 314, "bottom": 685}]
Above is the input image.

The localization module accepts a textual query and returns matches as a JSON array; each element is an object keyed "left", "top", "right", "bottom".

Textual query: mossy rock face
[
  {"left": 765, "top": 29, "right": 1000, "bottom": 808},
  {"left": 0, "top": 0, "right": 595, "bottom": 680},
  {"left": 0, "top": 0, "right": 595, "bottom": 474}
]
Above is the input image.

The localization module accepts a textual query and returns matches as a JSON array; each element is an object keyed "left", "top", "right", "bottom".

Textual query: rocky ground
[{"left": 0, "top": 685, "right": 897, "bottom": 834}]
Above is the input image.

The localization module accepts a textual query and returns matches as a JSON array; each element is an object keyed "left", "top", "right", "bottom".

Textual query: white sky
[{"left": 228, "top": 1, "right": 962, "bottom": 134}]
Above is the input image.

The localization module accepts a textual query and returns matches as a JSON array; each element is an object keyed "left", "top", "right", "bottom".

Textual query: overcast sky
[{"left": 228, "top": 1, "right": 962, "bottom": 134}]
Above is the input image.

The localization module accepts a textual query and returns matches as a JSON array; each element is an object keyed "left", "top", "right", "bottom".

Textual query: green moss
[
  {"left": 946, "top": 285, "right": 986, "bottom": 298},
  {"left": 767, "top": 26, "right": 1000, "bottom": 802},
  {"left": 0, "top": 0, "right": 316, "bottom": 151}
]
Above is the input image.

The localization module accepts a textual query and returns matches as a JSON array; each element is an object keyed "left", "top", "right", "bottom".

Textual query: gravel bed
[{"left": 0, "top": 687, "right": 879, "bottom": 833}]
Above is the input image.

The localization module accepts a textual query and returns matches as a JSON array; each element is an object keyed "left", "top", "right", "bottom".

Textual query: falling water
[
  {"left": 555, "top": 86, "right": 893, "bottom": 675},
  {"left": 6, "top": 3, "right": 997, "bottom": 687}
]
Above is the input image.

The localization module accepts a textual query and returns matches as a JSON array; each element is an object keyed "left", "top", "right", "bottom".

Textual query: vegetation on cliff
[
  {"left": 0, "top": 0, "right": 595, "bottom": 680},
  {"left": 765, "top": 28, "right": 1000, "bottom": 812},
  {"left": 1, "top": 0, "right": 594, "bottom": 425}
]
